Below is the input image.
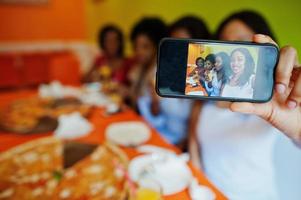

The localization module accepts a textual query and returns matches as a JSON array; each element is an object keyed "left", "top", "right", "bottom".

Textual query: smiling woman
[{"left": 221, "top": 47, "right": 255, "bottom": 99}]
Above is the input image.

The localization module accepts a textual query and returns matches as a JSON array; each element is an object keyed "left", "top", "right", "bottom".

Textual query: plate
[
  {"left": 137, "top": 145, "right": 176, "bottom": 156},
  {"left": 105, "top": 121, "right": 151, "bottom": 147},
  {"left": 128, "top": 154, "right": 193, "bottom": 195},
  {"left": 186, "top": 91, "right": 205, "bottom": 95}
]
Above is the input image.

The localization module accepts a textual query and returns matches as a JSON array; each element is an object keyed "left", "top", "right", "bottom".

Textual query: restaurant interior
[{"left": 0, "top": 0, "right": 301, "bottom": 200}]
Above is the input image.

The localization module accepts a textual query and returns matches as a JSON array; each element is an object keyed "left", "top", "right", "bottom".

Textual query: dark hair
[
  {"left": 196, "top": 57, "right": 205, "bottom": 68},
  {"left": 215, "top": 52, "right": 231, "bottom": 84},
  {"left": 98, "top": 25, "right": 124, "bottom": 57},
  {"left": 230, "top": 48, "right": 255, "bottom": 86},
  {"left": 205, "top": 54, "right": 216, "bottom": 65},
  {"left": 130, "top": 17, "right": 167, "bottom": 48},
  {"left": 169, "top": 15, "right": 211, "bottom": 39},
  {"left": 215, "top": 10, "right": 276, "bottom": 42}
]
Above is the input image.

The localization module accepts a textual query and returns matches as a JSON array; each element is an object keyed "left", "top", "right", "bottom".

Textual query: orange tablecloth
[{"left": 0, "top": 90, "right": 227, "bottom": 200}]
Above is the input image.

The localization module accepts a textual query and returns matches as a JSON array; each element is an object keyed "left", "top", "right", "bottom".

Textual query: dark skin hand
[{"left": 230, "top": 34, "right": 301, "bottom": 146}]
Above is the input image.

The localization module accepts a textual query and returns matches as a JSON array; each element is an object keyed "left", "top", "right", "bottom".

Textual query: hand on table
[{"left": 230, "top": 34, "right": 301, "bottom": 146}]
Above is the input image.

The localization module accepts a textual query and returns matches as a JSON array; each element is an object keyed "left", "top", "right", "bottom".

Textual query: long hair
[
  {"left": 229, "top": 48, "right": 255, "bottom": 87},
  {"left": 215, "top": 52, "right": 230, "bottom": 84},
  {"left": 169, "top": 15, "right": 211, "bottom": 39},
  {"left": 130, "top": 17, "right": 167, "bottom": 49},
  {"left": 205, "top": 54, "right": 216, "bottom": 69},
  {"left": 215, "top": 10, "right": 277, "bottom": 42}
]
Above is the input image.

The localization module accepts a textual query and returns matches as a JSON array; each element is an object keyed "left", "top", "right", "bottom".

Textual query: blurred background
[
  {"left": 0, "top": 0, "right": 300, "bottom": 75},
  {"left": 0, "top": 1, "right": 301, "bottom": 200}
]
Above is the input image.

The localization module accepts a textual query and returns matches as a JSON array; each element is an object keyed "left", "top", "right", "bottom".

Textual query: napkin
[
  {"left": 38, "top": 81, "right": 82, "bottom": 98},
  {"left": 129, "top": 153, "right": 193, "bottom": 195},
  {"left": 54, "top": 112, "right": 93, "bottom": 139},
  {"left": 79, "top": 91, "right": 111, "bottom": 107},
  {"left": 189, "top": 178, "right": 216, "bottom": 200}
]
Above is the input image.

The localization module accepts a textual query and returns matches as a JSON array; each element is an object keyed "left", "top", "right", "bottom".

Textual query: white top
[
  {"left": 197, "top": 103, "right": 279, "bottom": 200},
  {"left": 221, "top": 75, "right": 254, "bottom": 99},
  {"left": 211, "top": 71, "right": 223, "bottom": 96}
]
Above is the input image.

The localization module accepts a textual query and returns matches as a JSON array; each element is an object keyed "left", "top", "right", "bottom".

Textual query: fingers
[
  {"left": 253, "top": 34, "right": 298, "bottom": 96},
  {"left": 230, "top": 102, "right": 256, "bottom": 114},
  {"left": 230, "top": 102, "right": 271, "bottom": 117},
  {"left": 253, "top": 34, "right": 278, "bottom": 46},
  {"left": 286, "top": 68, "right": 301, "bottom": 109},
  {"left": 275, "top": 46, "right": 298, "bottom": 95}
]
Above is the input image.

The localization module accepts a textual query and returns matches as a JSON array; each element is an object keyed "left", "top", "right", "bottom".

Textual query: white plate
[
  {"left": 137, "top": 145, "right": 176, "bottom": 156},
  {"left": 105, "top": 121, "right": 151, "bottom": 147},
  {"left": 128, "top": 154, "right": 193, "bottom": 195},
  {"left": 186, "top": 91, "right": 205, "bottom": 96}
]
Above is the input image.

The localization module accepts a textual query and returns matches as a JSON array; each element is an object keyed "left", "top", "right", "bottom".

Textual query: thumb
[
  {"left": 230, "top": 102, "right": 256, "bottom": 114},
  {"left": 230, "top": 102, "right": 272, "bottom": 119}
]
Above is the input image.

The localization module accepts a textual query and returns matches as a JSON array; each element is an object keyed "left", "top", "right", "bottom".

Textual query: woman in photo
[
  {"left": 203, "top": 54, "right": 216, "bottom": 96},
  {"left": 221, "top": 48, "right": 255, "bottom": 98},
  {"left": 188, "top": 57, "right": 205, "bottom": 87},
  {"left": 210, "top": 52, "right": 230, "bottom": 96}
]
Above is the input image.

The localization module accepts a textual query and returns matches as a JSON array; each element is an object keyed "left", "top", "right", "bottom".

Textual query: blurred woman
[
  {"left": 221, "top": 48, "right": 255, "bottom": 98},
  {"left": 168, "top": 15, "right": 210, "bottom": 39},
  {"left": 130, "top": 16, "right": 210, "bottom": 147},
  {"left": 129, "top": 17, "right": 167, "bottom": 109},
  {"left": 84, "top": 25, "right": 133, "bottom": 86},
  {"left": 188, "top": 10, "right": 301, "bottom": 200}
]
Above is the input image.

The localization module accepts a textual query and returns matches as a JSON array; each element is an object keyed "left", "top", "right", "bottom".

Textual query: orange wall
[{"left": 0, "top": 0, "right": 87, "bottom": 41}]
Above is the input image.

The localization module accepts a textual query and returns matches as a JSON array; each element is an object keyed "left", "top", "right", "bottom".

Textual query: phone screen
[{"left": 157, "top": 39, "right": 279, "bottom": 102}]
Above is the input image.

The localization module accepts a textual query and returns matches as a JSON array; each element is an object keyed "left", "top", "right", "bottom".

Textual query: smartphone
[{"left": 156, "top": 38, "right": 279, "bottom": 102}]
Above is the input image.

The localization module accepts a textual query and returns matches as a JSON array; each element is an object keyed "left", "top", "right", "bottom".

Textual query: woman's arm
[
  {"left": 188, "top": 101, "right": 203, "bottom": 170},
  {"left": 148, "top": 78, "right": 161, "bottom": 116},
  {"left": 82, "top": 65, "right": 98, "bottom": 83}
]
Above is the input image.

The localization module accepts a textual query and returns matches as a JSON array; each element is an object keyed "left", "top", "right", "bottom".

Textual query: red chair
[
  {"left": 22, "top": 53, "right": 49, "bottom": 86},
  {"left": 48, "top": 52, "right": 81, "bottom": 86},
  {"left": 0, "top": 54, "right": 21, "bottom": 89}
]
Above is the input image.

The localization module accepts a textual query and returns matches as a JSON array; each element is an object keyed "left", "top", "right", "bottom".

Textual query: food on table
[
  {"left": 129, "top": 154, "right": 193, "bottom": 195},
  {"left": 0, "top": 138, "right": 129, "bottom": 200},
  {"left": 53, "top": 143, "right": 128, "bottom": 200},
  {"left": 0, "top": 97, "right": 91, "bottom": 134},
  {"left": 0, "top": 137, "right": 63, "bottom": 200}
]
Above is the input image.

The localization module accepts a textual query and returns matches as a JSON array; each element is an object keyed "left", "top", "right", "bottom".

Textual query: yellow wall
[
  {"left": 86, "top": 0, "right": 301, "bottom": 54},
  {"left": 1, "top": 0, "right": 300, "bottom": 54}
]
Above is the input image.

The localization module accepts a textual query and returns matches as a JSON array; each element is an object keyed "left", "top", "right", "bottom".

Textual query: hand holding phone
[
  {"left": 230, "top": 34, "right": 301, "bottom": 146},
  {"left": 156, "top": 34, "right": 301, "bottom": 146}
]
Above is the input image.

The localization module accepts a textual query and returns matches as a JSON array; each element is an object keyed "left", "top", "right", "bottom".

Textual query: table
[{"left": 0, "top": 89, "right": 227, "bottom": 200}]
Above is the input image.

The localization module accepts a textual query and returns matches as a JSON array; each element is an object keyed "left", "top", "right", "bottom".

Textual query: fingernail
[
  {"left": 275, "top": 83, "right": 286, "bottom": 94},
  {"left": 256, "top": 34, "right": 266, "bottom": 38},
  {"left": 287, "top": 100, "right": 297, "bottom": 109}
]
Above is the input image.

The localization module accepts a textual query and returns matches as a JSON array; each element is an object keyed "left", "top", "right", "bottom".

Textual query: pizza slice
[
  {"left": 0, "top": 137, "right": 63, "bottom": 200},
  {"left": 53, "top": 143, "right": 128, "bottom": 200}
]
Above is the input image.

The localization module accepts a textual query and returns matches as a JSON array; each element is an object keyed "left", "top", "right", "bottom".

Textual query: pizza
[
  {"left": 0, "top": 98, "right": 52, "bottom": 133},
  {"left": 52, "top": 143, "right": 128, "bottom": 200},
  {"left": 0, "top": 97, "right": 92, "bottom": 134},
  {"left": 0, "top": 137, "right": 63, "bottom": 200},
  {"left": 0, "top": 138, "right": 129, "bottom": 200}
]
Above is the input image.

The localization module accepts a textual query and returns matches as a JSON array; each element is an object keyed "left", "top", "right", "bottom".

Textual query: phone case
[{"left": 156, "top": 38, "right": 279, "bottom": 103}]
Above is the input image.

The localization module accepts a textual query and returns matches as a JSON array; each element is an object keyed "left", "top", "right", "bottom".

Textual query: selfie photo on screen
[{"left": 185, "top": 43, "right": 259, "bottom": 99}]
